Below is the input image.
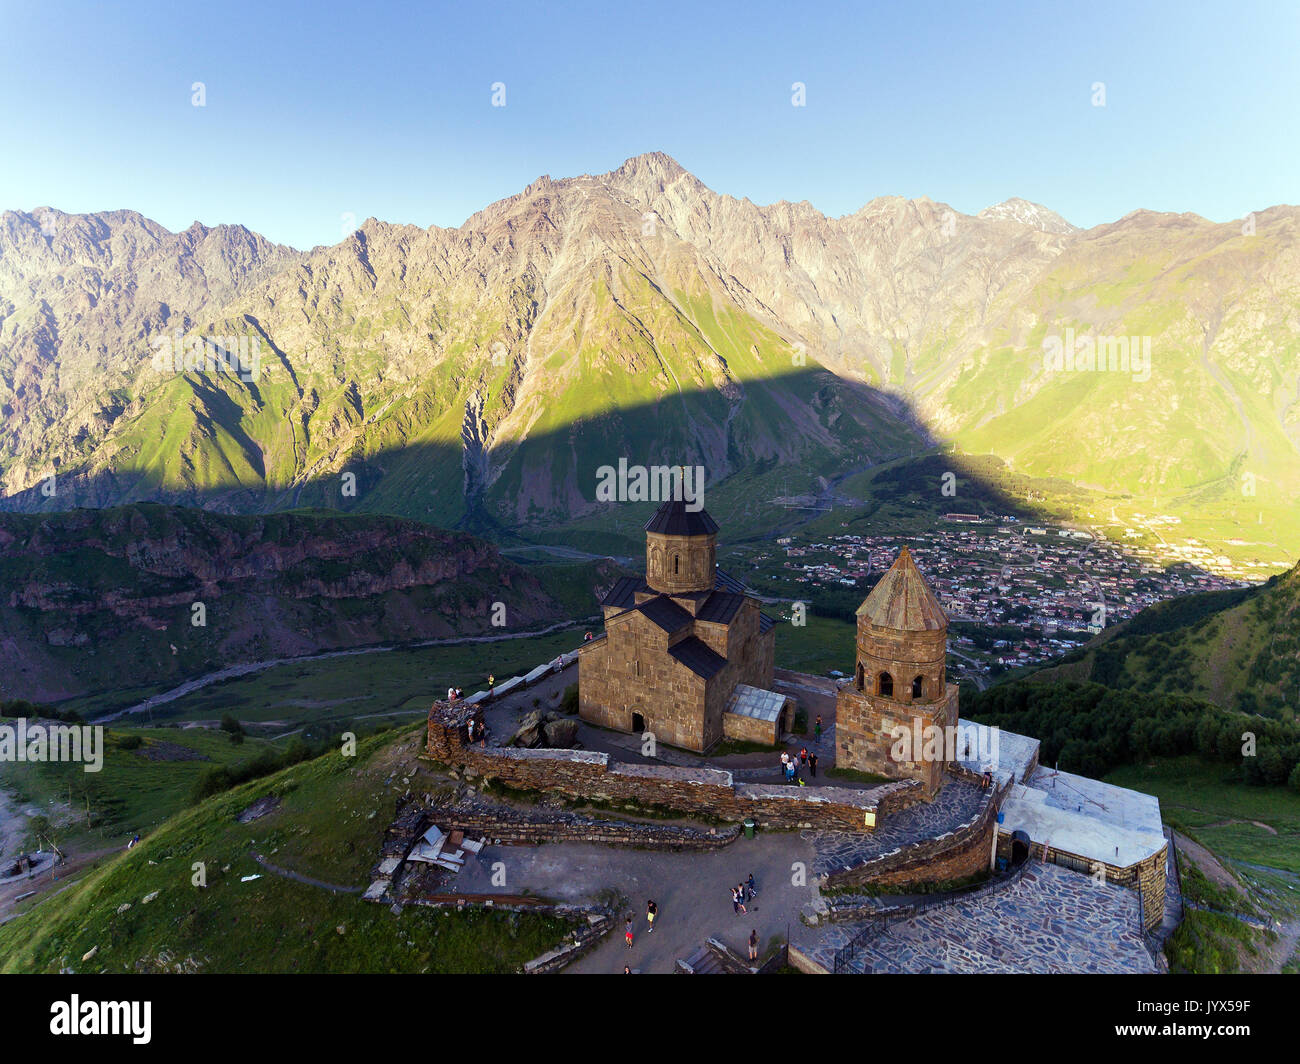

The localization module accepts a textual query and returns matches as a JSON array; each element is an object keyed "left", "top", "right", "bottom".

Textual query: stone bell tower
[
  {"left": 834, "top": 547, "right": 959, "bottom": 798},
  {"left": 644, "top": 500, "right": 717, "bottom": 594}
]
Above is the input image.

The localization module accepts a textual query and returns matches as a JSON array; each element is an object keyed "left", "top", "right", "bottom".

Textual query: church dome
[{"left": 644, "top": 499, "right": 719, "bottom": 536}]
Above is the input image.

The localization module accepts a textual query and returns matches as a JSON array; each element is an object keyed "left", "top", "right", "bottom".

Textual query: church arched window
[
  {"left": 856, "top": 663, "right": 865, "bottom": 691},
  {"left": 878, "top": 672, "right": 893, "bottom": 697},
  {"left": 673, "top": 554, "right": 680, "bottom": 575},
  {"left": 912, "top": 675, "right": 924, "bottom": 700}
]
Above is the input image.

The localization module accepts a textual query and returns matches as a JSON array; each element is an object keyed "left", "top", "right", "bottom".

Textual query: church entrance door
[
  {"left": 1010, "top": 829, "right": 1031, "bottom": 867},
  {"left": 631, "top": 711, "right": 646, "bottom": 735}
]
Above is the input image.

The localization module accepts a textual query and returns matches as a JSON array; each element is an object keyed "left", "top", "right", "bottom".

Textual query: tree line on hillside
[
  {"left": 966, "top": 680, "right": 1300, "bottom": 790},
  {"left": 0, "top": 699, "right": 83, "bottom": 723}
]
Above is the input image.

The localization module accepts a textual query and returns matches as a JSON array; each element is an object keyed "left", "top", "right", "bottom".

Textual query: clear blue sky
[{"left": 2, "top": 0, "right": 1295, "bottom": 250}]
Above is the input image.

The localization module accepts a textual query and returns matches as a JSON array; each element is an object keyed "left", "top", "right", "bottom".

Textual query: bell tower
[
  {"left": 835, "top": 547, "right": 959, "bottom": 798},
  {"left": 644, "top": 499, "right": 718, "bottom": 595}
]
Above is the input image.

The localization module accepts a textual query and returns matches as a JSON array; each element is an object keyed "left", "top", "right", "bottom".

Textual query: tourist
[
  {"left": 646, "top": 899, "right": 657, "bottom": 934},
  {"left": 735, "top": 884, "right": 748, "bottom": 914},
  {"left": 447, "top": 686, "right": 456, "bottom": 702},
  {"left": 731, "top": 886, "right": 741, "bottom": 915},
  {"left": 799, "top": 746, "right": 808, "bottom": 766},
  {"left": 625, "top": 916, "right": 635, "bottom": 949},
  {"left": 487, "top": 673, "right": 495, "bottom": 697},
  {"left": 746, "top": 873, "right": 757, "bottom": 899},
  {"left": 809, "top": 752, "right": 818, "bottom": 777},
  {"left": 748, "top": 929, "right": 759, "bottom": 961},
  {"left": 466, "top": 719, "right": 475, "bottom": 742},
  {"left": 815, "top": 715, "right": 823, "bottom": 741}
]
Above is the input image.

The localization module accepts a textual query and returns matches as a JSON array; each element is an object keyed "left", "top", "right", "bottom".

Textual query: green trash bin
[{"left": 743, "top": 818, "right": 756, "bottom": 839}]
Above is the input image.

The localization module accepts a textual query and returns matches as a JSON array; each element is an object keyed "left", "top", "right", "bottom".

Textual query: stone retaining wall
[
  {"left": 427, "top": 701, "right": 923, "bottom": 832},
  {"left": 522, "top": 911, "right": 616, "bottom": 974},
  {"left": 433, "top": 807, "right": 740, "bottom": 850},
  {"left": 823, "top": 778, "right": 1005, "bottom": 890}
]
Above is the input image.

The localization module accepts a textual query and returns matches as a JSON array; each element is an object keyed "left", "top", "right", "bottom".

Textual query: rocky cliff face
[
  {"left": 2, "top": 155, "right": 1298, "bottom": 554},
  {"left": 0, "top": 210, "right": 298, "bottom": 492},
  {"left": 0, "top": 504, "right": 598, "bottom": 703}
]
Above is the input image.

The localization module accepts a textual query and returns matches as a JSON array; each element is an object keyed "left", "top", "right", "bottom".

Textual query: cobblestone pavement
[
  {"left": 802, "top": 780, "right": 988, "bottom": 876},
  {"left": 797, "top": 863, "right": 1155, "bottom": 974}
]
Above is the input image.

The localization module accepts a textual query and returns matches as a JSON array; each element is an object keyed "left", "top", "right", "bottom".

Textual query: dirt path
[
  {"left": 1265, "top": 916, "right": 1300, "bottom": 972},
  {"left": 249, "top": 852, "right": 362, "bottom": 895},
  {"left": 1173, "top": 830, "right": 1243, "bottom": 895},
  {"left": 1203, "top": 819, "right": 1278, "bottom": 836}
]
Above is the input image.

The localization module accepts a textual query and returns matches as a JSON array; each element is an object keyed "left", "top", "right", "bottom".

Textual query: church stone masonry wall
[
  {"left": 646, "top": 531, "right": 716, "bottom": 594},
  {"left": 578, "top": 614, "right": 712, "bottom": 752},
  {"left": 579, "top": 573, "right": 774, "bottom": 754},
  {"left": 835, "top": 682, "right": 959, "bottom": 798},
  {"left": 854, "top": 624, "right": 947, "bottom": 704}
]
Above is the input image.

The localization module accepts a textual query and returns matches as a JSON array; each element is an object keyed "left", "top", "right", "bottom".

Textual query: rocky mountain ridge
[{"left": 2, "top": 155, "right": 1297, "bottom": 557}]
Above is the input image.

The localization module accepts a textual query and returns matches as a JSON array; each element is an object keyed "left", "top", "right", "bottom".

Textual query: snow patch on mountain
[{"left": 978, "top": 198, "right": 1078, "bottom": 234}]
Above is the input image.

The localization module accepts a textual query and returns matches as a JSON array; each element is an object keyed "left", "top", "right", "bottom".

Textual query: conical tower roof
[
  {"left": 856, "top": 547, "right": 948, "bottom": 631},
  {"left": 644, "top": 498, "right": 719, "bottom": 536}
]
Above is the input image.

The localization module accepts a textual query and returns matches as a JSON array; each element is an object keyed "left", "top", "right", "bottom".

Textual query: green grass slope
[
  {"left": 1030, "top": 559, "right": 1300, "bottom": 720},
  {"left": 0, "top": 728, "right": 571, "bottom": 974}
]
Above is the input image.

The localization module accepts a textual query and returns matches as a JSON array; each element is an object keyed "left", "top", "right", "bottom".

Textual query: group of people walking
[
  {"left": 730, "top": 874, "right": 757, "bottom": 914},
  {"left": 779, "top": 747, "right": 817, "bottom": 783},
  {"left": 621, "top": 873, "right": 759, "bottom": 954},
  {"left": 625, "top": 900, "right": 659, "bottom": 948}
]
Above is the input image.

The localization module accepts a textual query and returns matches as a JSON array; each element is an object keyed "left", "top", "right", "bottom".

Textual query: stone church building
[
  {"left": 577, "top": 499, "right": 784, "bottom": 752},
  {"left": 836, "top": 546, "right": 960, "bottom": 798}
]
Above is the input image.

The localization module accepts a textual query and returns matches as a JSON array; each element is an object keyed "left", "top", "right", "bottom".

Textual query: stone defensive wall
[
  {"left": 426, "top": 700, "right": 926, "bottom": 833},
  {"left": 428, "top": 800, "right": 742, "bottom": 850},
  {"left": 824, "top": 775, "right": 1010, "bottom": 890}
]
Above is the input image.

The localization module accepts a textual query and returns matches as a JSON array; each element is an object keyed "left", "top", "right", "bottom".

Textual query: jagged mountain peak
[
  {"left": 609, "top": 151, "right": 689, "bottom": 182},
  {"left": 977, "top": 197, "right": 1078, "bottom": 234}
]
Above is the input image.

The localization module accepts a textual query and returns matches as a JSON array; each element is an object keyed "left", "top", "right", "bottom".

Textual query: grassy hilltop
[{"left": 0, "top": 727, "right": 570, "bottom": 974}]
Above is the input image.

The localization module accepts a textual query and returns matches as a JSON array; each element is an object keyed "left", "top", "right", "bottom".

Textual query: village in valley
[{"left": 738, "top": 517, "right": 1249, "bottom": 679}]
